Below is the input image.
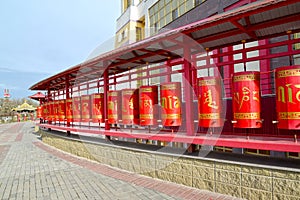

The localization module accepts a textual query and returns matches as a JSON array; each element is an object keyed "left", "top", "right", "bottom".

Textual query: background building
[{"left": 116, "top": 0, "right": 207, "bottom": 48}]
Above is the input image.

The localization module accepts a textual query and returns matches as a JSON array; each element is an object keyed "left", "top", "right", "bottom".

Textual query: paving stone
[{"left": 0, "top": 122, "right": 241, "bottom": 200}]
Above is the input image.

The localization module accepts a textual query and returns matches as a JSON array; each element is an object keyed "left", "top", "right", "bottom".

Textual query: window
[
  {"left": 136, "top": 27, "right": 142, "bottom": 41},
  {"left": 214, "top": 146, "right": 233, "bottom": 153},
  {"left": 118, "top": 34, "right": 122, "bottom": 43},
  {"left": 294, "top": 33, "right": 300, "bottom": 65},
  {"left": 127, "top": 0, "right": 131, "bottom": 7},
  {"left": 286, "top": 152, "right": 300, "bottom": 159},
  {"left": 121, "top": 30, "right": 125, "bottom": 40},
  {"left": 172, "top": 9, "right": 178, "bottom": 20},
  {"left": 154, "top": 22, "right": 158, "bottom": 33},
  {"left": 123, "top": 0, "right": 132, "bottom": 12},
  {"left": 194, "top": 0, "right": 202, "bottom": 6},
  {"left": 245, "top": 149, "right": 270, "bottom": 156},
  {"left": 295, "top": 33, "right": 300, "bottom": 50}
]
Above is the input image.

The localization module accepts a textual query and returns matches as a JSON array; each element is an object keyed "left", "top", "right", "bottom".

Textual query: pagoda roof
[{"left": 29, "top": 92, "right": 46, "bottom": 100}]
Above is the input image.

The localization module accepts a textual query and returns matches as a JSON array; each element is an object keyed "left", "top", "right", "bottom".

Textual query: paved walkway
[{"left": 0, "top": 122, "right": 241, "bottom": 200}]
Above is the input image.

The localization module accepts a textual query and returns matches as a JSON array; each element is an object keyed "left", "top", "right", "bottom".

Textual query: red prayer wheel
[
  {"left": 37, "top": 106, "right": 42, "bottom": 118},
  {"left": 72, "top": 97, "right": 81, "bottom": 122},
  {"left": 91, "top": 93, "right": 104, "bottom": 123},
  {"left": 81, "top": 95, "right": 91, "bottom": 122},
  {"left": 139, "top": 86, "right": 158, "bottom": 126},
  {"left": 40, "top": 104, "right": 44, "bottom": 119},
  {"left": 42, "top": 103, "right": 48, "bottom": 120},
  {"left": 58, "top": 99, "right": 66, "bottom": 122},
  {"left": 66, "top": 98, "right": 73, "bottom": 123},
  {"left": 160, "top": 82, "right": 182, "bottom": 126},
  {"left": 122, "top": 89, "right": 139, "bottom": 125},
  {"left": 232, "top": 71, "right": 261, "bottom": 128},
  {"left": 275, "top": 65, "right": 300, "bottom": 129},
  {"left": 198, "top": 77, "right": 222, "bottom": 127},
  {"left": 54, "top": 100, "right": 60, "bottom": 121},
  {"left": 108, "top": 91, "right": 120, "bottom": 124},
  {"left": 48, "top": 101, "right": 54, "bottom": 121}
]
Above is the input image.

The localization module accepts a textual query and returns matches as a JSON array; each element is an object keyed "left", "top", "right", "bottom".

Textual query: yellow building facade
[{"left": 115, "top": 0, "right": 207, "bottom": 48}]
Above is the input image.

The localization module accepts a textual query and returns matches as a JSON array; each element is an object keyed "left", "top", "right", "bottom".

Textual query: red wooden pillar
[
  {"left": 214, "top": 49, "right": 222, "bottom": 77},
  {"left": 166, "top": 60, "right": 172, "bottom": 82},
  {"left": 65, "top": 75, "right": 71, "bottom": 135},
  {"left": 259, "top": 39, "right": 272, "bottom": 95},
  {"left": 47, "top": 88, "right": 52, "bottom": 125},
  {"left": 66, "top": 75, "right": 71, "bottom": 128},
  {"left": 223, "top": 46, "right": 234, "bottom": 97},
  {"left": 103, "top": 68, "right": 110, "bottom": 130},
  {"left": 183, "top": 46, "right": 195, "bottom": 136},
  {"left": 191, "top": 54, "right": 198, "bottom": 96}
]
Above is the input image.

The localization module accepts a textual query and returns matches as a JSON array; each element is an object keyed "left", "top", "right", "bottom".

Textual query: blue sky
[{"left": 0, "top": 0, "right": 121, "bottom": 99}]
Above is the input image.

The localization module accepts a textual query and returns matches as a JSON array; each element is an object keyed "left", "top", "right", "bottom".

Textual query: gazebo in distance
[
  {"left": 29, "top": 92, "right": 45, "bottom": 104},
  {"left": 29, "top": 92, "right": 46, "bottom": 122},
  {"left": 12, "top": 100, "right": 36, "bottom": 121}
]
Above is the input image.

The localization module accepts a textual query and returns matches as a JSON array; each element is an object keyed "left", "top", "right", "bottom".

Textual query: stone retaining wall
[{"left": 40, "top": 130, "right": 300, "bottom": 200}]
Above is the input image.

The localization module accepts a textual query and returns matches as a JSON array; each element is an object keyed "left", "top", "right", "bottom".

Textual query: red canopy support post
[
  {"left": 183, "top": 45, "right": 196, "bottom": 152},
  {"left": 47, "top": 88, "right": 52, "bottom": 132},
  {"left": 259, "top": 39, "right": 272, "bottom": 95},
  {"left": 223, "top": 46, "right": 234, "bottom": 98},
  {"left": 183, "top": 46, "right": 195, "bottom": 136},
  {"left": 65, "top": 75, "right": 71, "bottom": 136},
  {"left": 191, "top": 54, "right": 198, "bottom": 95},
  {"left": 166, "top": 60, "right": 172, "bottom": 82},
  {"left": 103, "top": 67, "right": 111, "bottom": 132}
]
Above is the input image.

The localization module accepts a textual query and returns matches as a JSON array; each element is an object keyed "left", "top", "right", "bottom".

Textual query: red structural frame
[{"left": 31, "top": 0, "right": 300, "bottom": 153}]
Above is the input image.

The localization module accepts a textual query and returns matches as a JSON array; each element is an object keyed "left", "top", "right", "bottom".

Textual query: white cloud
[{"left": 0, "top": 67, "right": 14, "bottom": 73}]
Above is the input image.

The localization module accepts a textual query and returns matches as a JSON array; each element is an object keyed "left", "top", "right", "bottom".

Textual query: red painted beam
[
  {"left": 248, "top": 14, "right": 300, "bottom": 32},
  {"left": 196, "top": 12, "right": 300, "bottom": 46},
  {"left": 230, "top": 20, "right": 258, "bottom": 39}
]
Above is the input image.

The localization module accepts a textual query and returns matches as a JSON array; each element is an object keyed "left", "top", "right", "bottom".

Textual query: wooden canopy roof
[{"left": 30, "top": 0, "right": 300, "bottom": 91}]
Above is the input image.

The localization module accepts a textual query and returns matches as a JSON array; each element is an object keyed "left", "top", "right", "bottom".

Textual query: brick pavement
[{"left": 0, "top": 122, "right": 242, "bottom": 200}]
